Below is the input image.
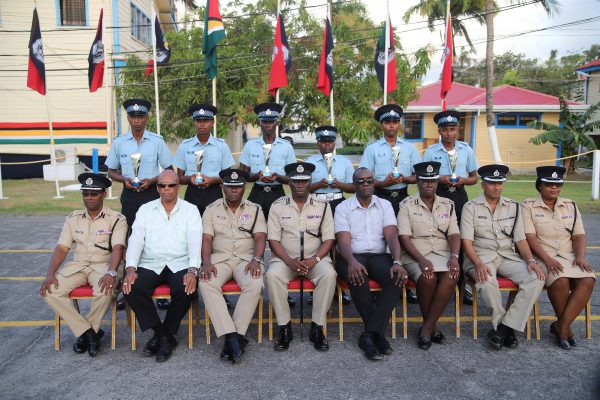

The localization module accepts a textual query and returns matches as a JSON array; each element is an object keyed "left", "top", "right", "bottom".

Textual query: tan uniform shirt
[
  {"left": 522, "top": 196, "right": 584, "bottom": 262},
  {"left": 460, "top": 194, "right": 525, "bottom": 264},
  {"left": 57, "top": 207, "right": 127, "bottom": 276},
  {"left": 267, "top": 197, "right": 334, "bottom": 261},
  {"left": 397, "top": 194, "right": 459, "bottom": 265},
  {"left": 202, "top": 198, "right": 267, "bottom": 264}
]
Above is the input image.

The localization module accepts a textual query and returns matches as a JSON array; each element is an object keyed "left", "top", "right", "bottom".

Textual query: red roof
[
  {"left": 408, "top": 81, "right": 581, "bottom": 108},
  {"left": 577, "top": 58, "right": 600, "bottom": 70}
]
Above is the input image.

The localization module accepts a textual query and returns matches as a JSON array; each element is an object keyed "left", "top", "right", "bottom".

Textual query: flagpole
[
  {"left": 275, "top": 0, "right": 281, "bottom": 137},
  {"left": 212, "top": 78, "right": 217, "bottom": 137},
  {"left": 383, "top": 0, "right": 390, "bottom": 105},
  {"left": 151, "top": 8, "right": 161, "bottom": 136},
  {"left": 328, "top": 3, "right": 334, "bottom": 126},
  {"left": 442, "top": 0, "right": 451, "bottom": 111},
  {"left": 103, "top": 3, "right": 116, "bottom": 199}
]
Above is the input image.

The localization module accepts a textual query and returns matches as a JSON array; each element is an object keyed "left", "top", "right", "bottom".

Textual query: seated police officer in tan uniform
[
  {"left": 40, "top": 173, "right": 127, "bottom": 356},
  {"left": 265, "top": 162, "right": 337, "bottom": 352},
  {"left": 522, "top": 166, "right": 596, "bottom": 350},
  {"left": 199, "top": 168, "right": 267, "bottom": 363},
  {"left": 461, "top": 164, "right": 545, "bottom": 350},
  {"left": 397, "top": 162, "right": 461, "bottom": 350}
]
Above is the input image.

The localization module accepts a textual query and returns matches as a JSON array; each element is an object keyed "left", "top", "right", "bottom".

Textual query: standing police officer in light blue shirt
[
  {"left": 239, "top": 102, "right": 296, "bottom": 220},
  {"left": 175, "top": 104, "right": 235, "bottom": 216},
  {"left": 305, "top": 125, "right": 355, "bottom": 214},
  {"left": 359, "top": 104, "right": 421, "bottom": 217},
  {"left": 105, "top": 99, "right": 174, "bottom": 230}
]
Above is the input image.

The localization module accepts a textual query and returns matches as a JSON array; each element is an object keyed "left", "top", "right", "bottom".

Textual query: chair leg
[
  {"left": 130, "top": 306, "right": 136, "bottom": 351},
  {"left": 258, "top": 294, "right": 263, "bottom": 344},
  {"left": 402, "top": 287, "right": 408, "bottom": 339},
  {"left": 268, "top": 301, "right": 273, "bottom": 341},
  {"left": 188, "top": 304, "right": 193, "bottom": 349},
  {"left": 459, "top": 279, "right": 466, "bottom": 312},
  {"left": 338, "top": 284, "right": 344, "bottom": 342},
  {"left": 111, "top": 298, "right": 117, "bottom": 350},
  {"left": 455, "top": 286, "right": 461, "bottom": 338},
  {"left": 534, "top": 301, "right": 540, "bottom": 340},
  {"left": 55, "top": 313, "right": 60, "bottom": 351},
  {"left": 73, "top": 299, "right": 80, "bottom": 314},
  {"left": 194, "top": 301, "right": 201, "bottom": 328},
  {"left": 526, "top": 313, "right": 531, "bottom": 340},
  {"left": 586, "top": 299, "right": 592, "bottom": 339},
  {"left": 391, "top": 307, "right": 396, "bottom": 339},
  {"left": 205, "top": 308, "right": 211, "bottom": 345},
  {"left": 125, "top": 298, "right": 131, "bottom": 327},
  {"left": 472, "top": 283, "right": 478, "bottom": 340}
]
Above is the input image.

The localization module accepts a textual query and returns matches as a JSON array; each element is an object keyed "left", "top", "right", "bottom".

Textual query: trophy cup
[
  {"left": 194, "top": 150, "right": 204, "bottom": 183},
  {"left": 262, "top": 144, "right": 272, "bottom": 177},
  {"left": 131, "top": 153, "right": 141, "bottom": 187},
  {"left": 324, "top": 152, "right": 334, "bottom": 185},
  {"left": 447, "top": 147, "right": 459, "bottom": 192},
  {"left": 391, "top": 146, "right": 401, "bottom": 178}
]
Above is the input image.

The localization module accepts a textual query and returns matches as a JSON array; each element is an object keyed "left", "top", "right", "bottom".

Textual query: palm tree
[{"left": 528, "top": 98, "right": 598, "bottom": 172}]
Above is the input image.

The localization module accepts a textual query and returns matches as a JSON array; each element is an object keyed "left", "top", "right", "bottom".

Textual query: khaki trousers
[
  {"left": 44, "top": 266, "right": 114, "bottom": 337},
  {"left": 265, "top": 259, "right": 336, "bottom": 326},
  {"left": 198, "top": 258, "right": 263, "bottom": 337},
  {"left": 466, "top": 256, "right": 544, "bottom": 332}
]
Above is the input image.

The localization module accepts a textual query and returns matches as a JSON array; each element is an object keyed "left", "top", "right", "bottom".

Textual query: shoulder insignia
[
  {"left": 147, "top": 131, "right": 164, "bottom": 140},
  {"left": 244, "top": 199, "right": 260, "bottom": 208},
  {"left": 67, "top": 210, "right": 85, "bottom": 218},
  {"left": 440, "top": 198, "right": 454, "bottom": 204},
  {"left": 274, "top": 197, "right": 290, "bottom": 205},
  {"left": 181, "top": 137, "right": 194, "bottom": 143},
  {"left": 206, "top": 198, "right": 224, "bottom": 209},
  {"left": 399, "top": 198, "right": 409, "bottom": 205}
]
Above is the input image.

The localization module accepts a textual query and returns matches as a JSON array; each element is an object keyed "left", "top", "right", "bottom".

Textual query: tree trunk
[{"left": 485, "top": 0, "right": 502, "bottom": 163}]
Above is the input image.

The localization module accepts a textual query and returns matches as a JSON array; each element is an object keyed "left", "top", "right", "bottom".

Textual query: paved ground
[{"left": 1, "top": 215, "right": 600, "bottom": 399}]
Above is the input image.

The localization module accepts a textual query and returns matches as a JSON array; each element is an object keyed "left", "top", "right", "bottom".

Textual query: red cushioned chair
[
  {"left": 336, "top": 278, "right": 396, "bottom": 342},
  {"left": 127, "top": 283, "right": 201, "bottom": 350},
  {"left": 204, "top": 279, "right": 264, "bottom": 344},
  {"left": 54, "top": 285, "right": 117, "bottom": 351},
  {"left": 461, "top": 276, "right": 534, "bottom": 339},
  {"left": 268, "top": 278, "right": 323, "bottom": 341}
]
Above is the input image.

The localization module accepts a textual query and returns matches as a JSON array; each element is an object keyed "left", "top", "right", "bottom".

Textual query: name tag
[
  {"left": 477, "top": 216, "right": 487, "bottom": 220},
  {"left": 561, "top": 215, "right": 574, "bottom": 219},
  {"left": 307, "top": 215, "right": 321, "bottom": 219},
  {"left": 534, "top": 214, "right": 545, "bottom": 218},
  {"left": 96, "top": 230, "right": 112, "bottom": 235},
  {"left": 497, "top": 216, "right": 514, "bottom": 221},
  {"left": 437, "top": 213, "right": 449, "bottom": 219},
  {"left": 75, "top": 230, "right": 84, "bottom": 234}
]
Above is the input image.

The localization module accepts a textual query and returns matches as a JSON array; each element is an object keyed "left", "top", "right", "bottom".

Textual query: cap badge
[
  {"left": 426, "top": 165, "right": 433, "bottom": 173},
  {"left": 493, "top": 170, "right": 500, "bottom": 177},
  {"left": 389, "top": 110, "right": 398, "bottom": 117},
  {"left": 199, "top": 109, "right": 205, "bottom": 115},
  {"left": 266, "top": 109, "right": 272, "bottom": 115},
  {"left": 323, "top": 130, "right": 329, "bottom": 135},
  {"left": 133, "top": 104, "right": 140, "bottom": 111},
  {"left": 231, "top": 172, "right": 238, "bottom": 180},
  {"left": 551, "top": 172, "right": 558, "bottom": 178},
  {"left": 85, "top": 178, "right": 94, "bottom": 185},
  {"left": 297, "top": 165, "right": 304, "bottom": 173}
]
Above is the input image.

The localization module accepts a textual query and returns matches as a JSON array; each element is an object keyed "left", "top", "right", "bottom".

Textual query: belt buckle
[
  {"left": 391, "top": 191, "right": 398, "bottom": 198},
  {"left": 326, "top": 193, "right": 334, "bottom": 201},
  {"left": 448, "top": 186, "right": 456, "bottom": 193},
  {"left": 263, "top": 186, "right": 271, "bottom": 193}
]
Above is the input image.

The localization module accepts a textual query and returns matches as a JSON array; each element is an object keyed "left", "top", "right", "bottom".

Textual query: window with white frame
[
  {"left": 131, "top": 3, "right": 151, "bottom": 46},
  {"left": 58, "top": 0, "right": 87, "bottom": 26}
]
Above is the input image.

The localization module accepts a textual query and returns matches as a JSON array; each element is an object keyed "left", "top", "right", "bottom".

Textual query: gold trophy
[
  {"left": 131, "top": 153, "right": 142, "bottom": 187},
  {"left": 262, "top": 144, "right": 272, "bottom": 177},
  {"left": 447, "top": 147, "right": 459, "bottom": 192},
  {"left": 324, "top": 152, "right": 334, "bottom": 185},
  {"left": 391, "top": 146, "right": 401, "bottom": 178},
  {"left": 194, "top": 150, "right": 204, "bottom": 183}
]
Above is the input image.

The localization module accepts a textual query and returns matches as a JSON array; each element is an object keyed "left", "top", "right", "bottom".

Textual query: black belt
[
  {"left": 438, "top": 184, "right": 466, "bottom": 193},
  {"left": 375, "top": 187, "right": 407, "bottom": 198},
  {"left": 123, "top": 184, "right": 157, "bottom": 193},
  {"left": 254, "top": 184, "right": 284, "bottom": 193}
]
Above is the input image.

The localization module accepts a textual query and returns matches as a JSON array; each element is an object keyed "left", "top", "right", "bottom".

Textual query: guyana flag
[{"left": 202, "top": 0, "right": 225, "bottom": 79}]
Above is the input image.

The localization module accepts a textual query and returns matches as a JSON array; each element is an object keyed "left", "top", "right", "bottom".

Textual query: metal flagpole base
[
  {"left": 0, "top": 197, "right": 9, "bottom": 200},
  {"left": 53, "top": 195, "right": 64, "bottom": 199}
]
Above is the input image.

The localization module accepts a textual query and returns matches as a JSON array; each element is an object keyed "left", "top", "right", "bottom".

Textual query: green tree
[
  {"left": 528, "top": 98, "right": 599, "bottom": 172},
  {"left": 116, "top": 0, "right": 431, "bottom": 144}
]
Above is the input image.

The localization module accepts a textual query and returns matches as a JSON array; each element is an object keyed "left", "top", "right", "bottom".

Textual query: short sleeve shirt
[
  {"left": 359, "top": 137, "right": 421, "bottom": 189},
  {"left": 423, "top": 141, "right": 478, "bottom": 177},
  {"left": 175, "top": 135, "right": 235, "bottom": 177},
  {"left": 304, "top": 153, "right": 354, "bottom": 194},
  {"left": 239, "top": 137, "right": 296, "bottom": 186}
]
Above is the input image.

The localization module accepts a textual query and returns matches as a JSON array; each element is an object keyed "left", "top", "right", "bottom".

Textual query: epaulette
[
  {"left": 103, "top": 208, "right": 124, "bottom": 219},
  {"left": 523, "top": 198, "right": 536, "bottom": 204},
  {"left": 206, "top": 198, "right": 224, "bottom": 209},
  {"left": 439, "top": 197, "right": 454, "bottom": 204},
  {"left": 147, "top": 131, "right": 165, "bottom": 140},
  {"left": 274, "top": 196, "right": 290, "bottom": 205},
  {"left": 243, "top": 199, "right": 261, "bottom": 209},
  {"left": 181, "top": 136, "right": 195, "bottom": 143},
  {"left": 67, "top": 210, "right": 86, "bottom": 219},
  {"left": 399, "top": 198, "right": 410, "bottom": 205},
  {"left": 311, "top": 197, "right": 326, "bottom": 204},
  {"left": 215, "top": 137, "right": 226, "bottom": 143}
]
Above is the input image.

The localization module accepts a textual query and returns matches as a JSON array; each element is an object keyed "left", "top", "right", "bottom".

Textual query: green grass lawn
[{"left": 0, "top": 177, "right": 598, "bottom": 215}]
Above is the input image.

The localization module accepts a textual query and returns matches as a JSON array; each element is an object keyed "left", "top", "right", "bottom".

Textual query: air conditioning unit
[{"left": 54, "top": 147, "right": 78, "bottom": 164}]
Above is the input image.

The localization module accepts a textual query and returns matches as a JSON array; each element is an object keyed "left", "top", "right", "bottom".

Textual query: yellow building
[{"left": 404, "top": 81, "right": 589, "bottom": 171}]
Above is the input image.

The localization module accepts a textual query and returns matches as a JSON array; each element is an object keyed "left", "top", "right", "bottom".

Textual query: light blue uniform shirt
[
  {"left": 359, "top": 137, "right": 421, "bottom": 190},
  {"left": 423, "top": 141, "right": 478, "bottom": 177},
  {"left": 175, "top": 135, "right": 235, "bottom": 177},
  {"left": 304, "top": 153, "right": 354, "bottom": 194},
  {"left": 105, "top": 130, "right": 173, "bottom": 180},
  {"left": 239, "top": 136, "right": 296, "bottom": 186}
]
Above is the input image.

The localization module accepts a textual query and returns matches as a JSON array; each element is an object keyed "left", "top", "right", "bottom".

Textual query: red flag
[
  {"left": 374, "top": 17, "right": 396, "bottom": 94},
  {"left": 145, "top": 16, "right": 171, "bottom": 77},
  {"left": 27, "top": 8, "right": 46, "bottom": 95},
  {"left": 268, "top": 14, "right": 291, "bottom": 96},
  {"left": 440, "top": 10, "right": 453, "bottom": 110},
  {"left": 88, "top": 9, "right": 104, "bottom": 92},
  {"left": 317, "top": 17, "right": 334, "bottom": 97}
]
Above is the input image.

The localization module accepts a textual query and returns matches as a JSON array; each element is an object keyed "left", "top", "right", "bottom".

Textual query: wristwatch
[
  {"left": 187, "top": 267, "right": 198, "bottom": 277},
  {"left": 315, "top": 256, "right": 321, "bottom": 263},
  {"left": 252, "top": 256, "right": 263, "bottom": 264},
  {"left": 106, "top": 270, "right": 117, "bottom": 277},
  {"left": 392, "top": 259, "right": 402, "bottom": 266}
]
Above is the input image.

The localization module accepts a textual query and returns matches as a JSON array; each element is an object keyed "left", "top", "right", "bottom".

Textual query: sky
[{"left": 305, "top": 0, "right": 600, "bottom": 83}]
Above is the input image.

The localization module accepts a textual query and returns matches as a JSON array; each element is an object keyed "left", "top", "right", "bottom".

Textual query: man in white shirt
[{"left": 122, "top": 170, "right": 202, "bottom": 362}]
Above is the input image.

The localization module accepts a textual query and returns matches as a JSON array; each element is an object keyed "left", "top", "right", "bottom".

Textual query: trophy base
[
  {"left": 392, "top": 173, "right": 400, "bottom": 178},
  {"left": 132, "top": 182, "right": 141, "bottom": 188},
  {"left": 448, "top": 187, "right": 456, "bottom": 193},
  {"left": 327, "top": 179, "right": 334, "bottom": 185}
]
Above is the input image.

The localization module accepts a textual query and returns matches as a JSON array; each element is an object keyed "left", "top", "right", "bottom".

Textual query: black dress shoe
[
  {"left": 143, "top": 334, "right": 161, "bottom": 357},
  {"left": 550, "top": 322, "right": 571, "bottom": 350},
  {"left": 156, "top": 299, "right": 170, "bottom": 310},
  {"left": 567, "top": 337, "right": 577, "bottom": 347},
  {"left": 431, "top": 331, "right": 446, "bottom": 344},
  {"left": 503, "top": 328, "right": 518, "bottom": 349},
  {"left": 85, "top": 328, "right": 101, "bottom": 357},
  {"left": 405, "top": 290, "right": 418, "bottom": 304},
  {"left": 73, "top": 334, "right": 88, "bottom": 354},
  {"left": 116, "top": 296, "right": 126, "bottom": 311},
  {"left": 373, "top": 333, "right": 393, "bottom": 355},
  {"left": 307, "top": 294, "right": 313, "bottom": 306},
  {"left": 341, "top": 292, "right": 352, "bottom": 305},
  {"left": 358, "top": 333, "right": 382, "bottom": 361},
  {"left": 462, "top": 290, "right": 474, "bottom": 306},
  {"left": 237, "top": 333, "right": 249, "bottom": 350},
  {"left": 418, "top": 328, "right": 432, "bottom": 350},
  {"left": 225, "top": 333, "right": 244, "bottom": 363},
  {"left": 487, "top": 328, "right": 505, "bottom": 351},
  {"left": 287, "top": 296, "right": 296, "bottom": 308},
  {"left": 220, "top": 342, "right": 231, "bottom": 360},
  {"left": 155, "top": 336, "right": 173, "bottom": 362},
  {"left": 274, "top": 322, "right": 293, "bottom": 351},
  {"left": 309, "top": 322, "right": 329, "bottom": 352}
]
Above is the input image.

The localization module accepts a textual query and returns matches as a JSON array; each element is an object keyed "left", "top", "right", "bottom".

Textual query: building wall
[{"left": 586, "top": 72, "right": 600, "bottom": 140}]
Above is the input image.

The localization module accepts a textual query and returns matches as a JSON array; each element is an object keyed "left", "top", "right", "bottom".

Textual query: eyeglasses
[
  {"left": 354, "top": 178, "right": 374, "bottom": 185},
  {"left": 157, "top": 183, "right": 178, "bottom": 188},
  {"left": 542, "top": 182, "right": 563, "bottom": 188},
  {"left": 82, "top": 191, "right": 102, "bottom": 197}
]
